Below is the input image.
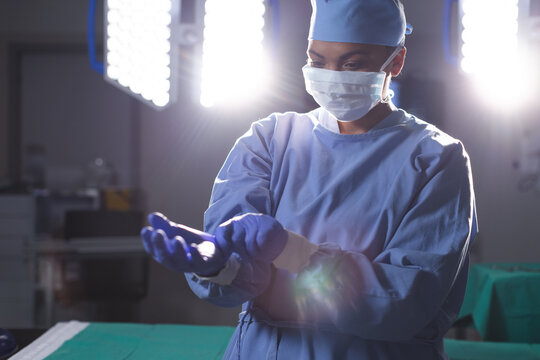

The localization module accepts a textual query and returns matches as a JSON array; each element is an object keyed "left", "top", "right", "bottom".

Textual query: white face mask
[{"left": 303, "top": 46, "right": 402, "bottom": 122}]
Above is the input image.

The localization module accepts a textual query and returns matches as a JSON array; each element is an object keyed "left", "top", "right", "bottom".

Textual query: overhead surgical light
[
  {"left": 103, "top": 0, "right": 179, "bottom": 109},
  {"left": 459, "top": 0, "right": 519, "bottom": 75},
  {"left": 461, "top": 0, "right": 531, "bottom": 109},
  {"left": 199, "top": 0, "right": 268, "bottom": 108},
  {"left": 89, "top": 0, "right": 276, "bottom": 110},
  {"left": 444, "top": 0, "right": 540, "bottom": 110},
  {"left": 443, "top": 0, "right": 540, "bottom": 193}
]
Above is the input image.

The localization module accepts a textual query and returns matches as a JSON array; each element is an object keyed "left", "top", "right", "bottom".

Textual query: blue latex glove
[
  {"left": 141, "top": 213, "right": 227, "bottom": 276},
  {"left": 214, "top": 213, "right": 288, "bottom": 262},
  {"left": 0, "top": 328, "right": 17, "bottom": 358}
]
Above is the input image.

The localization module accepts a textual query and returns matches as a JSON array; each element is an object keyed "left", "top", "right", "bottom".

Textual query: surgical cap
[{"left": 308, "top": 0, "right": 410, "bottom": 47}]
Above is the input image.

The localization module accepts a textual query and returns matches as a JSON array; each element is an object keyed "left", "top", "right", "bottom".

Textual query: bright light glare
[
  {"left": 200, "top": 0, "right": 268, "bottom": 108},
  {"left": 105, "top": 0, "right": 173, "bottom": 108},
  {"left": 460, "top": 0, "right": 532, "bottom": 109},
  {"left": 470, "top": 58, "right": 535, "bottom": 110}
]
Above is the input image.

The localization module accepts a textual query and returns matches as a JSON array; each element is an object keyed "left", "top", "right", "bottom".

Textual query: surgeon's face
[{"left": 306, "top": 40, "right": 403, "bottom": 75}]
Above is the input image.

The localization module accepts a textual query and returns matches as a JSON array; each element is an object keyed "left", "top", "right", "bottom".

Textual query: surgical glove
[
  {"left": 148, "top": 212, "right": 215, "bottom": 244},
  {"left": 141, "top": 213, "right": 227, "bottom": 276},
  {"left": 214, "top": 213, "right": 288, "bottom": 263}
]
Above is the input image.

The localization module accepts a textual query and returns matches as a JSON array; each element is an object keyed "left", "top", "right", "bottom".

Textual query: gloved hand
[
  {"left": 141, "top": 212, "right": 227, "bottom": 276},
  {"left": 214, "top": 213, "right": 288, "bottom": 263},
  {"left": 0, "top": 328, "right": 17, "bottom": 358}
]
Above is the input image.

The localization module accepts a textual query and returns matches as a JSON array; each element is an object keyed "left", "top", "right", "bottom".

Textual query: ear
[{"left": 390, "top": 47, "right": 407, "bottom": 77}]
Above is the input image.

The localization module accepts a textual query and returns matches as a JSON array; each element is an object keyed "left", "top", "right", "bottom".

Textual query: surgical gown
[{"left": 186, "top": 107, "right": 478, "bottom": 359}]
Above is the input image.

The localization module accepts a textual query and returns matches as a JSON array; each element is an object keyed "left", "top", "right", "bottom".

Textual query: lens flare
[{"left": 294, "top": 263, "right": 344, "bottom": 321}]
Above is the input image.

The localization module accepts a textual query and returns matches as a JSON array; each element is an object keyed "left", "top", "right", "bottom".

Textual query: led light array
[
  {"left": 105, "top": 0, "right": 174, "bottom": 108},
  {"left": 460, "top": 0, "right": 519, "bottom": 74},
  {"left": 459, "top": 0, "right": 537, "bottom": 109},
  {"left": 200, "top": 0, "right": 267, "bottom": 108}
]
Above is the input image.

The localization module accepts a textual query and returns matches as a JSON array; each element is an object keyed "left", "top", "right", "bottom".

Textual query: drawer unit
[
  {"left": 0, "top": 300, "right": 34, "bottom": 327},
  {"left": 0, "top": 195, "right": 33, "bottom": 216},
  {"left": 0, "top": 281, "right": 34, "bottom": 302},
  {"left": 0, "top": 236, "right": 30, "bottom": 255},
  {"left": 0, "top": 217, "right": 33, "bottom": 236},
  {"left": 0, "top": 259, "right": 33, "bottom": 282},
  {"left": 0, "top": 195, "right": 35, "bottom": 327}
]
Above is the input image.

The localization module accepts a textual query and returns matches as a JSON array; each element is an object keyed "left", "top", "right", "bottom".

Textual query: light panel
[
  {"left": 459, "top": 0, "right": 533, "bottom": 109},
  {"left": 460, "top": 0, "right": 519, "bottom": 74},
  {"left": 105, "top": 0, "right": 176, "bottom": 108},
  {"left": 200, "top": 0, "right": 267, "bottom": 108}
]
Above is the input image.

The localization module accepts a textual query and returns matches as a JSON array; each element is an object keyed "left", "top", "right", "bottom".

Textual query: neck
[{"left": 337, "top": 102, "right": 393, "bottom": 135}]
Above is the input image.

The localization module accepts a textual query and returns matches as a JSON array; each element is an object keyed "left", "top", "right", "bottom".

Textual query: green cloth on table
[
  {"left": 459, "top": 263, "right": 540, "bottom": 343},
  {"left": 45, "top": 323, "right": 235, "bottom": 360},
  {"left": 35, "top": 321, "right": 540, "bottom": 360},
  {"left": 445, "top": 339, "right": 540, "bottom": 360}
]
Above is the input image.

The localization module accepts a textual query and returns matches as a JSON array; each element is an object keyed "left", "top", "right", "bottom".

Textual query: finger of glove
[
  {"left": 149, "top": 212, "right": 208, "bottom": 245},
  {"left": 235, "top": 213, "right": 287, "bottom": 262},
  {"left": 187, "top": 244, "right": 206, "bottom": 268},
  {"left": 152, "top": 232, "right": 193, "bottom": 273},
  {"left": 242, "top": 220, "right": 264, "bottom": 259},
  {"left": 150, "top": 229, "right": 171, "bottom": 262},
  {"left": 254, "top": 215, "right": 287, "bottom": 261},
  {"left": 225, "top": 214, "right": 265, "bottom": 258},
  {"left": 215, "top": 221, "right": 249, "bottom": 259},
  {"left": 187, "top": 242, "right": 225, "bottom": 276},
  {"left": 141, "top": 226, "right": 155, "bottom": 255},
  {"left": 227, "top": 214, "right": 270, "bottom": 260},
  {"left": 148, "top": 212, "right": 178, "bottom": 238},
  {"left": 167, "top": 236, "right": 193, "bottom": 272},
  {"left": 213, "top": 222, "right": 234, "bottom": 258}
]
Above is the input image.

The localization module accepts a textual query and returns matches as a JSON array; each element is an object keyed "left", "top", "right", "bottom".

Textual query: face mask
[{"left": 303, "top": 46, "right": 402, "bottom": 122}]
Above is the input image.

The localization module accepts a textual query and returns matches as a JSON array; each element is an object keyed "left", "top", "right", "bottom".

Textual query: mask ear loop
[
  {"left": 379, "top": 45, "right": 404, "bottom": 103},
  {"left": 379, "top": 45, "right": 404, "bottom": 73}
]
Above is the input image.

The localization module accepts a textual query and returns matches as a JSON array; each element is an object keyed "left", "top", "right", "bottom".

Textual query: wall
[{"left": 0, "top": 0, "right": 103, "bottom": 184}]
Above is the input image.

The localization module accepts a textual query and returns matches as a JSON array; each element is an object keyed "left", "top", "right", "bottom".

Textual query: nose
[{"left": 324, "top": 63, "right": 341, "bottom": 71}]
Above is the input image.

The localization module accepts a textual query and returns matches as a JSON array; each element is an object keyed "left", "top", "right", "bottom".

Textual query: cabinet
[
  {"left": 0, "top": 194, "right": 146, "bottom": 327},
  {"left": 0, "top": 195, "right": 35, "bottom": 327}
]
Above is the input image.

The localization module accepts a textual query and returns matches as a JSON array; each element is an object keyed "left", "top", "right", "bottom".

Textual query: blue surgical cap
[{"left": 308, "top": 0, "right": 410, "bottom": 47}]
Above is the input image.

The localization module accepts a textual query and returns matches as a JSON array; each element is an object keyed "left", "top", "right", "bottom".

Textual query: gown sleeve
[{"left": 185, "top": 116, "right": 278, "bottom": 307}]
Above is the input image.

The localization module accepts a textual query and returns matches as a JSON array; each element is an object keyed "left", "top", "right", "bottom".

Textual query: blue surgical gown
[{"left": 187, "top": 107, "right": 478, "bottom": 359}]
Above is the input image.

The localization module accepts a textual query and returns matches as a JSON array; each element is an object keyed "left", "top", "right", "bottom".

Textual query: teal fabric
[
  {"left": 459, "top": 263, "right": 540, "bottom": 343},
  {"left": 445, "top": 339, "right": 540, "bottom": 360},
  {"left": 42, "top": 323, "right": 540, "bottom": 360},
  {"left": 45, "top": 323, "right": 235, "bottom": 360}
]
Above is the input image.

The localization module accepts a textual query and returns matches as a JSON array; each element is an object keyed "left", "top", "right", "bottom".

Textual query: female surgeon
[{"left": 141, "top": 0, "right": 478, "bottom": 358}]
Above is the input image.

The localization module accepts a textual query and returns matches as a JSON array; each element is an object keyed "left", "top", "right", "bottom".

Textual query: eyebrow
[{"left": 307, "top": 49, "right": 370, "bottom": 60}]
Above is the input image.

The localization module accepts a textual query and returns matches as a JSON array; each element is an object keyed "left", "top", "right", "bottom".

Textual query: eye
[
  {"left": 342, "top": 62, "right": 366, "bottom": 71},
  {"left": 307, "top": 59, "right": 325, "bottom": 68}
]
